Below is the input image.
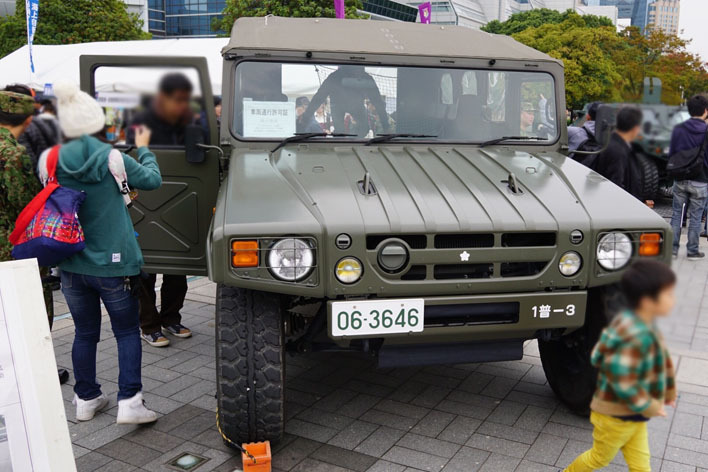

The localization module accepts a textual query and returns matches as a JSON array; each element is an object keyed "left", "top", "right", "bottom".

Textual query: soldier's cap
[
  {"left": 521, "top": 102, "right": 536, "bottom": 112},
  {"left": 0, "top": 91, "right": 35, "bottom": 116}
]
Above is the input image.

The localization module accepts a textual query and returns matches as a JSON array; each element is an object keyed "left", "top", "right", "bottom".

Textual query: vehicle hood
[{"left": 226, "top": 145, "right": 666, "bottom": 236}]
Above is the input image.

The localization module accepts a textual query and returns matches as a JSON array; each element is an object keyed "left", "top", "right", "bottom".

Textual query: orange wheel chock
[{"left": 241, "top": 441, "right": 272, "bottom": 472}]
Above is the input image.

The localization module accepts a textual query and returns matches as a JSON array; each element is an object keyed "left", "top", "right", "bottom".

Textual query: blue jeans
[
  {"left": 670, "top": 180, "right": 708, "bottom": 255},
  {"left": 61, "top": 271, "right": 142, "bottom": 401}
]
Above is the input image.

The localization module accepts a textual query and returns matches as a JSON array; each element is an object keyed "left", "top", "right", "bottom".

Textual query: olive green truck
[{"left": 79, "top": 17, "right": 671, "bottom": 445}]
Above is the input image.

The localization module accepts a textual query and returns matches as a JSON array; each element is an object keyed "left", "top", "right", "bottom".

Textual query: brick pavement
[{"left": 50, "top": 235, "right": 708, "bottom": 472}]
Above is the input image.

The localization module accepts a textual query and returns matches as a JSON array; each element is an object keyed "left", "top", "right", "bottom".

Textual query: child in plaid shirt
[{"left": 565, "top": 260, "right": 677, "bottom": 472}]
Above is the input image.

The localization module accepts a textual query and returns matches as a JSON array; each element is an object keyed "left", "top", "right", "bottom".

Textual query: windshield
[
  {"left": 669, "top": 110, "right": 691, "bottom": 128},
  {"left": 233, "top": 62, "right": 558, "bottom": 143}
]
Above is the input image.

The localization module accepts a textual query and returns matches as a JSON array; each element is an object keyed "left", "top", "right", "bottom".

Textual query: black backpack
[
  {"left": 666, "top": 125, "right": 708, "bottom": 180},
  {"left": 571, "top": 124, "right": 603, "bottom": 170}
]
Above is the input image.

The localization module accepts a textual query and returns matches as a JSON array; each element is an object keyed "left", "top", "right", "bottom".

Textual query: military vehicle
[{"left": 80, "top": 17, "right": 672, "bottom": 445}]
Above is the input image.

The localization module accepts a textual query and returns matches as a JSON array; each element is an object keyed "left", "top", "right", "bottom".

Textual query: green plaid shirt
[{"left": 590, "top": 310, "right": 676, "bottom": 418}]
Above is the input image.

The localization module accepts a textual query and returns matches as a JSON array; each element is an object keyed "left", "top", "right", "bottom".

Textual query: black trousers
[{"left": 138, "top": 273, "right": 187, "bottom": 334}]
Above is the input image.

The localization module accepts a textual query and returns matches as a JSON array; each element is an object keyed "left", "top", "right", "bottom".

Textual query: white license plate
[{"left": 331, "top": 299, "right": 425, "bottom": 337}]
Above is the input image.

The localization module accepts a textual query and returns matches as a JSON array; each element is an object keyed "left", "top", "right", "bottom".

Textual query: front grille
[
  {"left": 424, "top": 302, "right": 519, "bottom": 327},
  {"left": 502, "top": 232, "right": 556, "bottom": 247},
  {"left": 434, "top": 264, "right": 493, "bottom": 280},
  {"left": 500, "top": 261, "right": 549, "bottom": 278},
  {"left": 401, "top": 265, "right": 426, "bottom": 280},
  {"left": 434, "top": 233, "right": 494, "bottom": 249},
  {"left": 367, "top": 234, "right": 427, "bottom": 250}
]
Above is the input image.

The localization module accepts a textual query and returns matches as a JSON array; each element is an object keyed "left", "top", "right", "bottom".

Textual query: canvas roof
[{"left": 225, "top": 16, "right": 562, "bottom": 65}]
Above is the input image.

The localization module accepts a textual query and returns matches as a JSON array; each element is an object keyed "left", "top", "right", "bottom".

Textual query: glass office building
[{"left": 148, "top": 0, "right": 226, "bottom": 38}]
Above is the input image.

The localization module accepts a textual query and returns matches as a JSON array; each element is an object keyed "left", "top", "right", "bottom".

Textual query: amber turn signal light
[
  {"left": 231, "top": 240, "right": 259, "bottom": 267},
  {"left": 638, "top": 233, "right": 661, "bottom": 257}
]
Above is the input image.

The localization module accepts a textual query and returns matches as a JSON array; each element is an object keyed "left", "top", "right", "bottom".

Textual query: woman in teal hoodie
[{"left": 45, "top": 83, "right": 162, "bottom": 424}]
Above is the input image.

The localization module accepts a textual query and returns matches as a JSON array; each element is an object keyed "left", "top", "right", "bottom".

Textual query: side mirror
[
  {"left": 185, "top": 125, "right": 206, "bottom": 163},
  {"left": 643, "top": 121, "right": 653, "bottom": 135}
]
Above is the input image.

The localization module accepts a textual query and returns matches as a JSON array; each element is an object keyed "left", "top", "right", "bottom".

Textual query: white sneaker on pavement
[
  {"left": 73, "top": 394, "right": 108, "bottom": 421},
  {"left": 116, "top": 392, "right": 158, "bottom": 424}
]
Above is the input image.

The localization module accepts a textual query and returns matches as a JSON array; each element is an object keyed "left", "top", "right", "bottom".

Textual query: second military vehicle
[{"left": 80, "top": 17, "right": 672, "bottom": 445}]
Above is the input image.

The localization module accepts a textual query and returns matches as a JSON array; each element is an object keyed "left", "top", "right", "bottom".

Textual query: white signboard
[
  {"left": 0, "top": 259, "right": 76, "bottom": 472},
  {"left": 95, "top": 91, "right": 141, "bottom": 109},
  {"left": 243, "top": 100, "right": 296, "bottom": 138}
]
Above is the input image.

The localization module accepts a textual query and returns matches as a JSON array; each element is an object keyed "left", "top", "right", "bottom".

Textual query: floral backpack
[{"left": 9, "top": 145, "right": 86, "bottom": 266}]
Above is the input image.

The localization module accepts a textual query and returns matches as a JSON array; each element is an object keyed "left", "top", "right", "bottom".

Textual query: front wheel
[
  {"left": 539, "top": 286, "right": 621, "bottom": 414},
  {"left": 215, "top": 285, "right": 285, "bottom": 446}
]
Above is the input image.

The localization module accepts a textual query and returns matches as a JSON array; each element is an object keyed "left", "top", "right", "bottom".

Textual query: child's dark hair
[{"left": 620, "top": 260, "right": 676, "bottom": 309}]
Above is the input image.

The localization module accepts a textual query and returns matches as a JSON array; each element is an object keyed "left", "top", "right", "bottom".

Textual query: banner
[
  {"left": 334, "top": 0, "right": 344, "bottom": 19},
  {"left": 419, "top": 2, "right": 432, "bottom": 24},
  {"left": 25, "top": 0, "right": 39, "bottom": 74}
]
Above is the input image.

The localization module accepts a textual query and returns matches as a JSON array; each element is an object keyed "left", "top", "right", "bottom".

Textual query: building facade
[
  {"left": 646, "top": 0, "right": 679, "bottom": 34},
  {"left": 146, "top": 0, "right": 226, "bottom": 38}
]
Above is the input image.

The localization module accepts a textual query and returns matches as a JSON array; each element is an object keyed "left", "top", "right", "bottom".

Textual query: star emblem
[{"left": 460, "top": 251, "right": 470, "bottom": 262}]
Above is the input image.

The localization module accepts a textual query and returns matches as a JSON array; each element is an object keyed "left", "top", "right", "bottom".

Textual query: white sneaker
[
  {"left": 73, "top": 394, "right": 108, "bottom": 421},
  {"left": 116, "top": 392, "right": 158, "bottom": 424}
]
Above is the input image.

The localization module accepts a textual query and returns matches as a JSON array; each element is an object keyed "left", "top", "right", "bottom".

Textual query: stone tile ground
[{"left": 51, "top": 230, "right": 708, "bottom": 471}]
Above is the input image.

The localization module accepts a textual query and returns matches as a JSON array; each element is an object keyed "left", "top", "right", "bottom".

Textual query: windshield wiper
[
  {"left": 366, "top": 133, "right": 438, "bottom": 146},
  {"left": 271, "top": 132, "right": 356, "bottom": 153},
  {"left": 479, "top": 136, "right": 547, "bottom": 147}
]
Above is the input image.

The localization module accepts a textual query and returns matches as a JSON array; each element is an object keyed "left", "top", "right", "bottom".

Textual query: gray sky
[{"left": 679, "top": 0, "right": 708, "bottom": 61}]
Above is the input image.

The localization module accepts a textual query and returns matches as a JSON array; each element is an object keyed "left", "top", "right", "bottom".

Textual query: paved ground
[{"left": 51, "top": 210, "right": 708, "bottom": 472}]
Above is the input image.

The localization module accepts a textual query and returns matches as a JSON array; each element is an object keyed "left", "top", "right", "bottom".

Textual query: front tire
[
  {"left": 539, "top": 286, "right": 621, "bottom": 414},
  {"left": 636, "top": 153, "right": 659, "bottom": 200},
  {"left": 215, "top": 285, "right": 285, "bottom": 446}
]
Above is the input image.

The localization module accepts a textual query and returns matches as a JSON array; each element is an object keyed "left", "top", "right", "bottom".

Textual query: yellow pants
[{"left": 565, "top": 412, "right": 651, "bottom": 472}]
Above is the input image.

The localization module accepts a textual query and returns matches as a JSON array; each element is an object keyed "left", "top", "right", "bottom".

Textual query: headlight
[
  {"left": 335, "top": 257, "right": 363, "bottom": 284},
  {"left": 597, "top": 232, "right": 632, "bottom": 270},
  {"left": 267, "top": 238, "right": 314, "bottom": 281},
  {"left": 559, "top": 251, "right": 582, "bottom": 276}
]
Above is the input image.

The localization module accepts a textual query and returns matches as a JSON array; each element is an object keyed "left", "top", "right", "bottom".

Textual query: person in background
[
  {"left": 295, "top": 96, "right": 323, "bottom": 133},
  {"left": 47, "top": 82, "right": 161, "bottom": 424},
  {"left": 3, "top": 84, "right": 62, "bottom": 172},
  {"left": 669, "top": 94, "right": 708, "bottom": 259},
  {"left": 520, "top": 102, "right": 536, "bottom": 136},
  {"left": 564, "top": 260, "right": 677, "bottom": 472},
  {"left": 129, "top": 73, "right": 194, "bottom": 347},
  {"left": 595, "top": 106, "right": 649, "bottom": 205},
  {"left": 568, "top": 102, "right": 600, "bottom": 152},
  {"left": 0, "top": 90, "right": 69, "bottom": 385}
]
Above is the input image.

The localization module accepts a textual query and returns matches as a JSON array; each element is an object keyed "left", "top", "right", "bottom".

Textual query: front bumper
[{"left": 328, "top": 291, "right": 587, "bottom": 344}]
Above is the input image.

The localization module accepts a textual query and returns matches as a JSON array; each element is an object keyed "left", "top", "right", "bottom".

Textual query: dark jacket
[
  {"left": 669, "top": 117, "right": 708, "bottom": 182},
  {"left": 595, "top": 133, "right": 637, "bottom": 196},
  {"left": 19, "top": 116, "right": 61, "bottom": 170},
  {"left": 129, "top": 107, "right": 187, "bottom": 146}
]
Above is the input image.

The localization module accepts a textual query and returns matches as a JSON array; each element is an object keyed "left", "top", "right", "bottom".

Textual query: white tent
[{"left": 0, "top": 38, "right": 228, "bottom": 95}]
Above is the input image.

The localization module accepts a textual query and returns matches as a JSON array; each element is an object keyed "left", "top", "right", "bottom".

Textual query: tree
[
  {"left": 512, "top": 14, "right": 628, "bottom": 109},
  {"left": 217, "top": 0, "right": 365, "bottom": 35},
  {"left": 0, "top": 0, "right": 150, "bottom": 59},
  {"left": 482, "top": 8, "right": 613, "bottom": 36}
]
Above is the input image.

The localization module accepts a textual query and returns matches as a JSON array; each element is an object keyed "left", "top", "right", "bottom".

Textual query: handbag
[
  {"left": 9, "top": 145, "right": 86, "bottom": 266},
  {"left": 666, "top": 127, "right": 708, "bottom": 180}
]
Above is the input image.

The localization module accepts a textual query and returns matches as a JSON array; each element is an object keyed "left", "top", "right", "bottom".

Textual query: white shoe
[
  {"left": 116, "top": 392, "right": 158, "bottom": 424},
  {"left": 73, "top": 394, "right": 108, "bottom": 421}
]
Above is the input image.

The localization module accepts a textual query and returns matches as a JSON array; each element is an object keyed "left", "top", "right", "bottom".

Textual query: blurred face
[
  {"left": 296, "top": 105, "right": 306, "bottom": 117},
  {"left": 638, "top": 284, "right": 676, "bottom": 318},
  {"left": 627, "top": 124, "right": 642, "bottom": 142},
  {"left": 215, "top": 103, "right": 222, "bottom": 119},
  {"left": 158, "top": 89, "right": 191, "bottom": 123},
  {"left": 521, "top": 110, "right": 534, "bottom": 128}
]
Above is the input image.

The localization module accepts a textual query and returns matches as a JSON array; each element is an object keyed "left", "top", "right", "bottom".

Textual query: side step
[{"left": 377, "top": 340, "right": 523, "bottom": 368}]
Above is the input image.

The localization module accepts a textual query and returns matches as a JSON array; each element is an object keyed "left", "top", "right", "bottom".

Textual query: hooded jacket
[
  {"left": 44, "top": 135, "right": 161, "bottom": 277},
  {"left": 669, "top": 117, "right": 708, "bottom": 182}
]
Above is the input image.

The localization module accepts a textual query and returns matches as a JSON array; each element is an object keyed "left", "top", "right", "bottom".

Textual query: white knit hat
[{"left": 53, "top": 82, "right": 105, "bottom": 138}]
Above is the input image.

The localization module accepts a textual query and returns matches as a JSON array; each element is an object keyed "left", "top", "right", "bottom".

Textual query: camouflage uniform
[{"left": 0, "top": 91, "right": 53, "bottom": 321}]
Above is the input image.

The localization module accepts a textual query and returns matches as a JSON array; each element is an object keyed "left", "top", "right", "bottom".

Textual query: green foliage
[
  {"left": 0, "top": 0, "right": 150, "bottom": 59},
  {"left": 217, "top": 0, "right": 366, "bottom": 34},
  {"left": 489, "top": 10, "right": 708, "bottom": 109},
  {"left": 481, "top": 8, "right": 612, "bottom": 36}
]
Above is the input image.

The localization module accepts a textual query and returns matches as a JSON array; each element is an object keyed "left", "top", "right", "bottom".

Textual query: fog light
[
  {"left": 335, "top": 257, "right": 363, "bottom": 284},
  {"left": 559, "top": 251, "right": 582, "bottom": 276}
]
